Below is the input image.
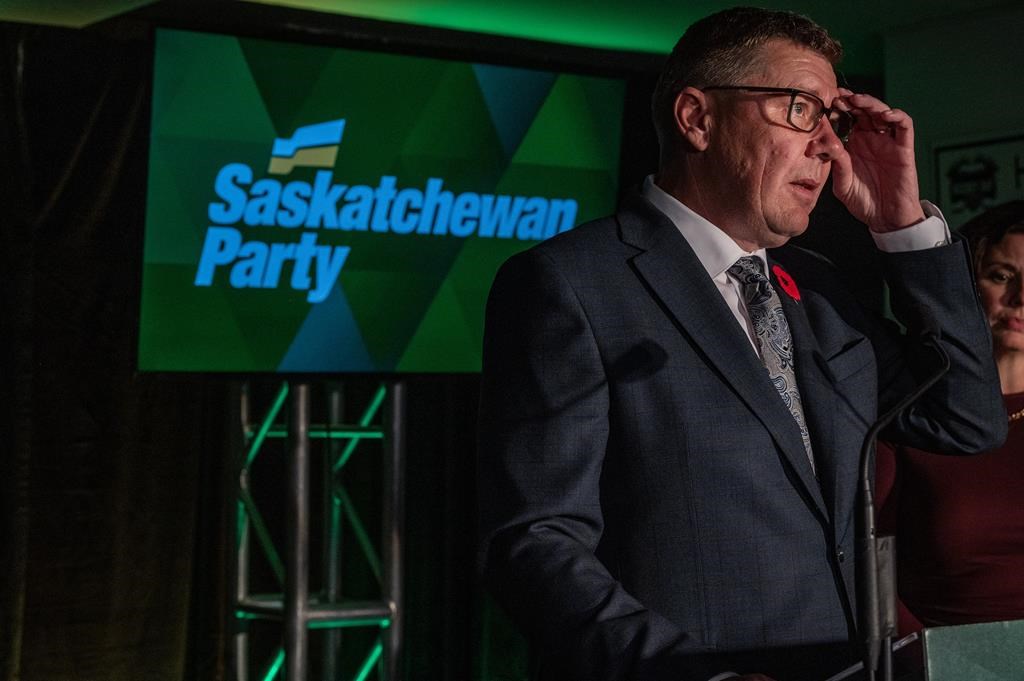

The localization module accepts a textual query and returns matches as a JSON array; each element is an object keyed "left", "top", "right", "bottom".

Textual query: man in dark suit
[{"left": 477, "top": 7, "right": 1006, "bottom": 681}]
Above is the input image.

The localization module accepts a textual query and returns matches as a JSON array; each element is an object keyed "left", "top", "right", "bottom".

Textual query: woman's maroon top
[{"left": 877, "top": 391, "right": 1024, "bottom": 632}]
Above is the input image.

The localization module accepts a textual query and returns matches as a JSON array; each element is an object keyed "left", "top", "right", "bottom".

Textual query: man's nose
[{"left": 808, "top": 118, "right": 843, "bottom": 161}]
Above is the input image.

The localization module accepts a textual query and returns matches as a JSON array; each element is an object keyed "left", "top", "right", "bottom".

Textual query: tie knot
[
  {"left": 728, "top": 256, "right": 767, "bottom": 283},
  {"left": 728, "top": 256, "right": 774, "bottom": 306}
]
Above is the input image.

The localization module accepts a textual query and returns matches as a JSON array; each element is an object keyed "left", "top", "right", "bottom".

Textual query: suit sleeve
[
  {"left": 476, "top": 248, "right": 720, "bottom": 681},
  {"left": 875, "top": 238, "right": 1007, "bottom": 453}
]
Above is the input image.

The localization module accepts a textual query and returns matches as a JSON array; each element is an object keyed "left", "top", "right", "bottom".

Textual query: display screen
[{"left": 138, "top": 28, "right": 625, "bottom": 373}]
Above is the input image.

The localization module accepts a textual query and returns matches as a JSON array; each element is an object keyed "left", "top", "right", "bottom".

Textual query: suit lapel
[{"left": 620, "top": 196, "right": 827, "bottom": 518}]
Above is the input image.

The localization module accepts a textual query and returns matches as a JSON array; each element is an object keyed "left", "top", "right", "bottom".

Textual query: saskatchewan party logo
[
  {"left": 195, "top": 117, "right": 580, "bottom": 303},
  {"left": 267, "top": 119, "right": 346, "bottom": 175}
]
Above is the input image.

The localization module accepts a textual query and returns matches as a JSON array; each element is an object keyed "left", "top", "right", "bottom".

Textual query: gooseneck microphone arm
[{"left": 857, "top": 327, "right": 950, "bottom": 681}]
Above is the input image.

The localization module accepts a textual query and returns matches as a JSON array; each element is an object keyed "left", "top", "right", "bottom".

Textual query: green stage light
[
  {"left": 353, "top": 640, "right": 384, "bottom": 681},
  {"left": 261, "top": 648, "right": 285, "bottom": 681}
]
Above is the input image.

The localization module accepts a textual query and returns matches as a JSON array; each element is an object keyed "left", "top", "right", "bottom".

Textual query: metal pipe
[
  {"left": 381, "top": 381, "right": 406, "bottom": 681},
  {"left": 285, "top": 382, "right": 310, "bottom": 681},
  {"left": 237, "top": 597, "right": 392, "bottom": 623},
  {"left": 324, "top": 382, "right": 344, "bottom": 680},
  {"left": 235, "top": 381, "right": 251, "bottom": 681}
]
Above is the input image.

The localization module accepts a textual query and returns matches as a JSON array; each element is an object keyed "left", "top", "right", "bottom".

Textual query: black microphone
[{"left": 857, "top": 320, "right": 950, "bottom": 681}]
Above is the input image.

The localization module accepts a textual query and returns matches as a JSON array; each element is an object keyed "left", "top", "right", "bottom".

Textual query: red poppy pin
[{"left": 772, "top": 264, "right": 800, "bottom": 301}]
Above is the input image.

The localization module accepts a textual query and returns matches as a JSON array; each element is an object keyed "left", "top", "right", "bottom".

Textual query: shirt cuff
[
  {"left": 869, "top": 200, "right": 951, "bottom": 253},
  {"left": 707, "top": 673, "right": 740, "bottom": 681}
]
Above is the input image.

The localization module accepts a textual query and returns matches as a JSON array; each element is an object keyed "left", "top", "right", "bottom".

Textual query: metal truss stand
[{"left": 229, "top": 380, "right": 406, "bottom": 681}]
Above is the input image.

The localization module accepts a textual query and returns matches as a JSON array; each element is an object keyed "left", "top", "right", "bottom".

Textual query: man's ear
[{"left": 672, "top": 86, "right": 713, "bottom": 151}]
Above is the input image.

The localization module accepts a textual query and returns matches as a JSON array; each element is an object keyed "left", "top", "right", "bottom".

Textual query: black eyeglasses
[{"left": 703, "top": 85, "right": 855, "bottom": 142}]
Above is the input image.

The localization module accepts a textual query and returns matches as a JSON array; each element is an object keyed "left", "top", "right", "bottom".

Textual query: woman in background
[{"left": 877, "top": 200, "right": 1024, "bottom": 636}]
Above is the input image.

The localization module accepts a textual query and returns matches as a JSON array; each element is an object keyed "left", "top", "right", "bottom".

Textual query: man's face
[{"left": 699, "top": 39, "right": 845, "bottom": 251}]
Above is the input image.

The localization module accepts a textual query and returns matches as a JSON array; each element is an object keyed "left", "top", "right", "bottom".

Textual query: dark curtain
[
  {"left": 1, "top": 20, "right": 234, "bottom": 681},
  {"left": 0, "top": 21, "right": 515, "bottom": 681}
]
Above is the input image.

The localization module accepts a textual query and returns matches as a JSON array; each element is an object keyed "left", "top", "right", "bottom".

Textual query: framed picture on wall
[{"left": 935, "top": 133, "right": 1024, "bottom": 231}]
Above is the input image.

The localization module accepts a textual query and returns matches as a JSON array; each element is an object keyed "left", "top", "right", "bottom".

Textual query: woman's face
[{"left": 977, "top": 232, "right": 1024, "bottom": 356}]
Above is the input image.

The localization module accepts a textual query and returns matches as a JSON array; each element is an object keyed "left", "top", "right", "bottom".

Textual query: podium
[{"left": 922, "top": 619, "right": 1024, "bottom": 680}]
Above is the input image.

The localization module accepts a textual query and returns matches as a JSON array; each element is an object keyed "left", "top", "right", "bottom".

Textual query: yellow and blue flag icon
[{"left": 267, "top": 119, "right": 345, "bottom": 174}]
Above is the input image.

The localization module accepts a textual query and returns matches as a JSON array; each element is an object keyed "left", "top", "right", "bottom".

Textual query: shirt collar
[{"left": 642, "top": 174, "right": 767, "bottom": 279}]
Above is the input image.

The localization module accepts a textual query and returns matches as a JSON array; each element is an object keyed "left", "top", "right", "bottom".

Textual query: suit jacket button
[{"left": 837, "top": 549, "right": 846, "bottom": 563}]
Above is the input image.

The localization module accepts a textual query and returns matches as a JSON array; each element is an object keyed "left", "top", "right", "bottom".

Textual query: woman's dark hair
[{"left": 959, "top": 201, "right": 1024, "bottom": 272}]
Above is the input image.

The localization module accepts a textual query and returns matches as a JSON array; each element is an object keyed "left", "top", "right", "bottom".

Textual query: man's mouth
[{"left": 791, "top": 179, "right": 820, "bottom": 192}]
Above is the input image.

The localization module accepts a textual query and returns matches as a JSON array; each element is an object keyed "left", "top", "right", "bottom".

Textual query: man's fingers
[{"left": 835, "top": 92, "right": 915, "bottom": 145}]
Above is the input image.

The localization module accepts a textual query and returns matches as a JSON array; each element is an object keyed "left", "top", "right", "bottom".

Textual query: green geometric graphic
[{"left": 138, "top": 28, "right": 625, "bottom": 373}]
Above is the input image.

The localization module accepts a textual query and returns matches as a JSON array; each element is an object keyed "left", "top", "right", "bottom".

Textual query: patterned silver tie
[{"left": 727, "top": 256, "right": 815, "bottom": 473}]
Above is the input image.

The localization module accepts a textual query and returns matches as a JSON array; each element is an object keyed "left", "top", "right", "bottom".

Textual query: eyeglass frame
[{"left": 701, "top": 85, "right": 854, "bottom": 142}]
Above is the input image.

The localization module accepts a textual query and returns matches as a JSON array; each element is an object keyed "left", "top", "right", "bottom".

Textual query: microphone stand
[{"left": 857, "top": 332, "right": 949, "bottom": 681}]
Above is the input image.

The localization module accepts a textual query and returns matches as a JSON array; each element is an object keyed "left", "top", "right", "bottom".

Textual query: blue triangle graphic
[
  {"left": 277, "top": 283, "right": 376, "bottom": 372},
  {"left": 472, "top": 63, "right": 557, "bottom": 160}
]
